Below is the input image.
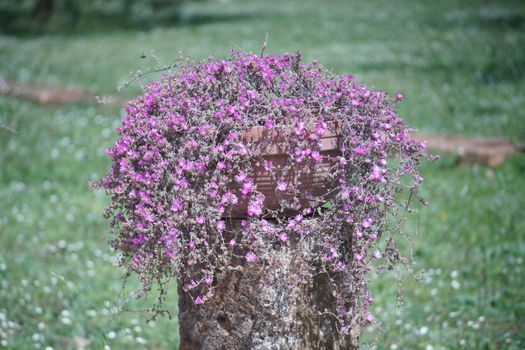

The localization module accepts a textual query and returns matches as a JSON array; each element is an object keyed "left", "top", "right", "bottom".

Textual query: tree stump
[{"left": 178, "top": 220, "right": 359, "bottom": 350}]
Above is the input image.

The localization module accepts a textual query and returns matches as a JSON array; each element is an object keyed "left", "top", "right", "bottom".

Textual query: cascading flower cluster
[{"left": 100, "top": 49, "right": 427, "bottom": 332}]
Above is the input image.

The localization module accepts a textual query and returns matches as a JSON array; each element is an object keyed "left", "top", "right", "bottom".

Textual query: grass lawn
[{"left": 1, "top": 0, "right": 524, "bottom": 348}]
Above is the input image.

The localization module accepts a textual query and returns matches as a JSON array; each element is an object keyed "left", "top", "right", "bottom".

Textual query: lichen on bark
[{"left": 178, "top": 220, "right": 359, "bottom": 350}]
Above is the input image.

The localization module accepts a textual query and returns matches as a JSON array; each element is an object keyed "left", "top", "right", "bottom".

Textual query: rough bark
[{"left": 178, "top": 223, "right": 359, "bottom": 350}]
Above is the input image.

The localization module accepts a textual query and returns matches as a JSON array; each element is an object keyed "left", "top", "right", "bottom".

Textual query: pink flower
[
  {"left": 364, "top": 291, "right": 373, "bottom": 304},
  {"left": 369, "top": 165, "right": 382, "bottom": 181},
  {"left": 247, "top": 90, "right": 258, "bottom": 99},
  {"left": 278, "top": 232, "right": 288, "bottom": 241},
  {"left": 194, "top": 296, "right": 203, "bottom": 305},
  {"left": 235, "top": 172, "right": 247, "bottom": 183},
  {"left": 315, "top": 120, "right": 327, "bottom": 135},
  {"left": 362, "top": 217, "right": 373, "bottom": 228},
  {"left": 221, "top": 191, "right": 238, "bottom": 205},
  {"left": 294, "top": 120, "right": 305, "bottom": 135},
  {"left": 247, "top": 194, "right": 264, "bottom": 216},
  {"left": 245, "top": 251, "right": 258, "bottom": 263},
  {"left": 175, "top": 177, "right": 189, "bottom": 188},
  {"left": 171, "top": 198, "right": 184, "bottom": 212},
  {"left": 354, "top": 146, "right": 367, "bottom": 155},
  {"left": 311, "top": 150, "right": 321, "bottom": 162},
  {"left": 372, "top": 251, "right": 381, "bottom": 259},
  {"left": 277, "top": 180, "right": 287, "bottom": 191},
  {"left": 194, "top": 162, "right": 205, "bottom": 172},
  {"left": 241, "top": 180, "right": 255, "bottom": 195},
  {"left": 354, "top": 253, "right": 364, "bottom": 261},
  {"left": 217, "top": 220, "right": 225, "bottom": 231},
  {"left": 229, "top": 239, "right": 236, "bottom": 246},
  {"left": 132, "top": 233, "right": 146, "bottom": 245},
  {"left": 263, "top": 160, "right": 273, "bottom": 170}
]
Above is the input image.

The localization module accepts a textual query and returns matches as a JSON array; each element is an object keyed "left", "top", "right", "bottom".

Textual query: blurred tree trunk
[
  {"left": 31, "top": 0, "right": 54, "bottom": 27},
  {"left": 177, "top": 221, "right": 359, "bottom": 350}
]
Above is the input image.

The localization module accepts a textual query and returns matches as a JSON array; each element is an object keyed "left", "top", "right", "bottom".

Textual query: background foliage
[
  {"left": 0, "top": 0, "right": 524, "bottom": 349},
  {"left": 0, "top": 0, "right": 188, "bottom": 34}
]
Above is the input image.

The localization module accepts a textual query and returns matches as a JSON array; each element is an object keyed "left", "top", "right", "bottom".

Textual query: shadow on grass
[
  {"left": 479, "top": 13, "right": 525, "bottom": 30},
  {"left": 0, "top": 7, "right": 263, "bottom": 37},
  {"left": 354, "top": 50, "right": 525, "bottom": 84},
  {"left": 177, "top": 11, "right": 261, "bottom": 27}
]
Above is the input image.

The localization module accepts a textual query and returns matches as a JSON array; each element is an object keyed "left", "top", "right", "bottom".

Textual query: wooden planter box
[{"left": 228, "top": 123, "right": 342, "bottom": 218}]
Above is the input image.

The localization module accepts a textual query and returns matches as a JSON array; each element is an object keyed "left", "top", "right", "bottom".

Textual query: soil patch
[
  {"left": 0, "top": 76, "right": 93, "bottom": 105},
  {"left": 412, "top": 132, "right": 522, "bottom": 167}
]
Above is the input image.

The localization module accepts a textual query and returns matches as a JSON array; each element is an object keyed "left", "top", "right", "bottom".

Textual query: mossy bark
[{"left": 177, "top": 222, "right": 358, "bottom": 350}]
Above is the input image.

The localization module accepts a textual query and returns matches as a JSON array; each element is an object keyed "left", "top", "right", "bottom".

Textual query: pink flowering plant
[{"left": 100, "top": 50, "right": 428, "bottom": 332}]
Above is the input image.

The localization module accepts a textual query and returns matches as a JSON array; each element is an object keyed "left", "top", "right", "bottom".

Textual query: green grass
[
  {"left": 0, "top": 0, "right": 524, "bottom": 349},
  {"left": 363, "top": 156, "right": 525, "bottom": 349}
]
